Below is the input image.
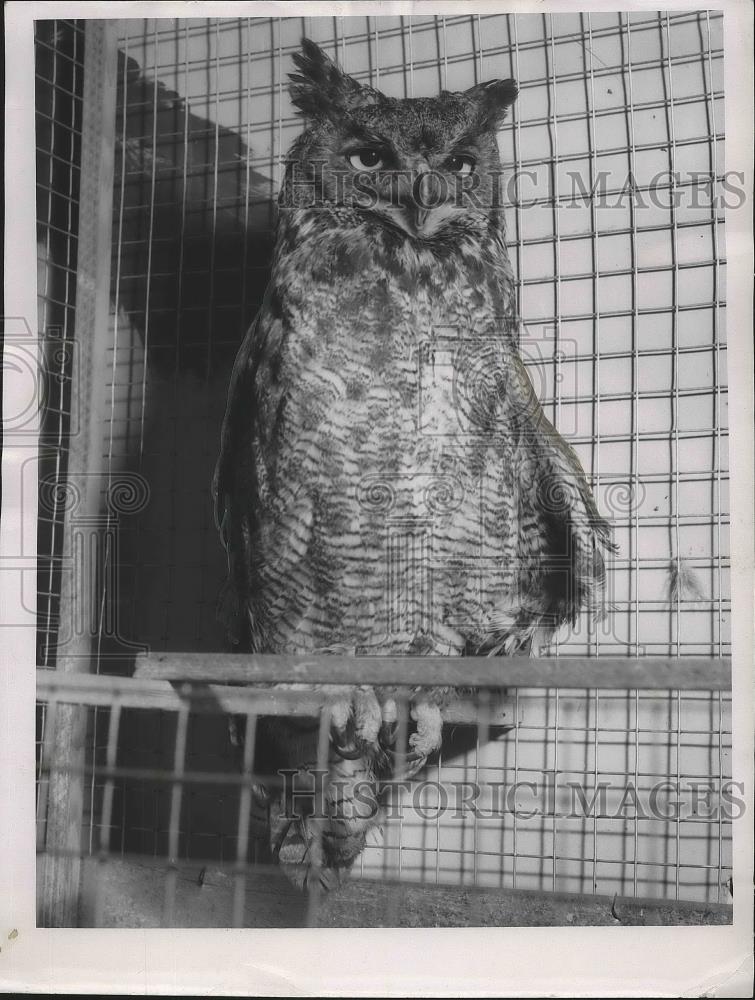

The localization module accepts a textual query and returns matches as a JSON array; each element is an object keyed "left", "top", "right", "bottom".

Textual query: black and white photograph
[{"left": 2, "top": 0, "right": 753, "bottom": 995}]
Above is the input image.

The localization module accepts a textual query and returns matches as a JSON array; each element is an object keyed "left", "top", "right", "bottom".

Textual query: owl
[{"left": 214, "top": 39, "right": 614, "bottom": 889}]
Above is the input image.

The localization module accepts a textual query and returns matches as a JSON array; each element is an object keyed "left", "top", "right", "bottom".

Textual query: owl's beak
[
  {"left": 408, "top": 167, "right": 444, "bottom": 234},
  {"left": 412, "top": 204, "right": 431, "bottom": 231},
  {"left": 378, "top": 164, "right": 451, "bottom": 239}
]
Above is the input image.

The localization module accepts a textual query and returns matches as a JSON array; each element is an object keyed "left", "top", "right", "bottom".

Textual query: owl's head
[{"left": 283, "top": 38, "right": 518, "bottom": 241}]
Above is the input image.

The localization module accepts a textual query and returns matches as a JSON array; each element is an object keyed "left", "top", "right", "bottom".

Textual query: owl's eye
[
  {"left": 347, "top": 149, "right": 384, "bottom": 171},
  {"left": 445, "top": 154, "right": 476, "bottom": 175}
]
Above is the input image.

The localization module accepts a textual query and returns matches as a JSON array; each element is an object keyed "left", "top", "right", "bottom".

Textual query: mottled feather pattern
[
  {"left": 217, "top": 204, "right": 610, "bottom": 656},
  {"left": 213, "top": 39, "right": 614, "bottom": 886}
]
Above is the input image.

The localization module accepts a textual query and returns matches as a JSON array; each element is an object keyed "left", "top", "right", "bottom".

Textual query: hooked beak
[
  {"left": 374, "top": 163, "right": 453, "bottom": 239},
  {"left": 406, "top": 166, "right": 444, "bottom": 233}
]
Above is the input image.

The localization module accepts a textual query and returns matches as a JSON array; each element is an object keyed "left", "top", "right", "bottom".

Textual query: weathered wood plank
[
  {"left": 133, "top": 651, "right": 732, "bottom": 691},
  {"left": 36, "top": 669, "right": 516, "bottom": 725}
]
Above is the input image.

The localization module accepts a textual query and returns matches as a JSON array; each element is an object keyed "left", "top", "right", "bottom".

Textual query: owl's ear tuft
[
  {"left": 465, "top": 78, "right": 519, "bottom": 128},
  {"left": 289, "top": 37, "right": 372, "bottom": 120}
]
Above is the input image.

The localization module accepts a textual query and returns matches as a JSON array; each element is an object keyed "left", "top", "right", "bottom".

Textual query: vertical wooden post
[{"left": 38, "top": 20, "right": 118, "bottom": 927}]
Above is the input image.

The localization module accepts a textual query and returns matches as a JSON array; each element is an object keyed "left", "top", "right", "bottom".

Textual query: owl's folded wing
[
  {"left": 483, "top": 351, "right": 617, "bottom": 655},
  {"left": 213, "top": 299, "right": 285, "bottom": 648}
]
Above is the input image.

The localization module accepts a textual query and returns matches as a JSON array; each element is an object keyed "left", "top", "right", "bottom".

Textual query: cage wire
[
  {"left": 35, "top": 19, "right": 86, "bottom": 669},
  {"left": 35, "top": 12, "right": 732, "bottom": 927},
  {"left": 34, "top": 16, "right": 86, "bottom": 891}
]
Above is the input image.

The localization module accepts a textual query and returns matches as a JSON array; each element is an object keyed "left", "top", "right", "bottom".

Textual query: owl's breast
[
  {"left": 269, "top": 241, "right": 516, "bottom": 503},
  {"left": 251, "top": 229, "right": 519, "bottom": 651}
]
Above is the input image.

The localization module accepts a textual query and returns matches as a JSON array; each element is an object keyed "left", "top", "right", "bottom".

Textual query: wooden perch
[
  {"left": 37, "top": 669, "right": 516, "bottom": 726},
  {"left": 132, "top": 651, "right": 732, "bottom": 691}
]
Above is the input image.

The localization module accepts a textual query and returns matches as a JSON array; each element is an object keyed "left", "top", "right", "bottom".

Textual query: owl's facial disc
[
  {"left": 348, "top": 155, "right": 484, "bottom": 239},
  {"left": 333, "top": 133, "right": 483, "bottom": 237}
]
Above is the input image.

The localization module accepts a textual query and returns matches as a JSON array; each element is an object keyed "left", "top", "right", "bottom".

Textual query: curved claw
[
  {"left": 251, "top": 783, "right": 270, "bottom": 807},
  {"left": 331, "top": 742, "right": 364, "bottom": 761},
  {"left": 304, "top": 864, "right": 341, "bottom": 893},
  {"left": 378, "top": 720, "right": 398, "bottom": 748},
  {"left": 270, "top": 816, "right": 294, "bottom": 860},
  {"left": 385, "top": 747, "right": 424, "bottom": 765}
]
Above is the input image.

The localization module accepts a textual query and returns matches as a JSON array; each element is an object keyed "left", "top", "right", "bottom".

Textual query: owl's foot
[
  {"left": 382, "top": 696, "right": 443, "bottom": 780},
  {"left": 323, "top": 633, "right": 451, "bottom": 774},
  {"left": 409, "top": 699, "right": 444, "bottom": 762},
  {"left": 328, "top": 686, "right": 384, "bottom": 760}
]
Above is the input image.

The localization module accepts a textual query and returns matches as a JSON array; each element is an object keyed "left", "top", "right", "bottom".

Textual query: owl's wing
[
  {"left": 213, "top": 292, "right": 284, "bottom": 648},
  {"left": 485, "top": 350, "right": 616, "bottom": 654}
]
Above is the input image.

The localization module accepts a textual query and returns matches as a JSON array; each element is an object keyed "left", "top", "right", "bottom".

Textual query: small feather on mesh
[{"left": 667, "top": 557, "right": 705, "bottom": 604}]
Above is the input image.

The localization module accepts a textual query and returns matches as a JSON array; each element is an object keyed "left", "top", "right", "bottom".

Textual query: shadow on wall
[
  {"left": 105, "top": 50, "right": 278, "bottom": 860},
  {"left": 107, "top": 48, "right": 276, "bottom": 661},
  {"left": 113, "top": 48, "right": 275, "bottom": 379}
]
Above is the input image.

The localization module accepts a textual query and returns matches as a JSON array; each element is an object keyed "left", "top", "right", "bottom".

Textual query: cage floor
[{"left": 49, "top": 854, "right": 732, "bottom": 928}]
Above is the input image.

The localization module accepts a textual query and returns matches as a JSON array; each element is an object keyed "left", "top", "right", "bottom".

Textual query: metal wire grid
[
  {"left": 37, "top": 685, "right": 732, "bottom": 921},
  {"left": 364, "top": 687, "right": 732, "bottom": 903},
  {"left": 107, "top": 11, "right": 728, "bottom": 663},
  {"left": 36, "top": 671, "right": 733, "bottom": 926},
  {"left": 34, "top": 13, "right": 731, "bottom": 921},
  {"left": 35, "top": 19, "right": 86, "bottom": 668}
]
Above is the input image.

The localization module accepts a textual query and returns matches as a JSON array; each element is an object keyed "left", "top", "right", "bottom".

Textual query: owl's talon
[
  {"left": 251, "top": 782, "right": 270, "bottom": 806},
  {"left": 327, "top": 687, "right": 383, "bottom": 759},
  {"left": 385, "top": 747, "right": 428, "bottom": 781},
  {"left": 387, "top": 748, "right": 423, "bottom": 764},
  {"left": 379, "top": 720, "right": 398, "bottom": 747},
  {"left": 304, "top": 864, "right": 342, "bottom": 893},
  {"left": 330, "top": 740, "right": 364, "bottom": 761},
  {"left": 270, "top": 815, "right": 295, "bottom": 861}
]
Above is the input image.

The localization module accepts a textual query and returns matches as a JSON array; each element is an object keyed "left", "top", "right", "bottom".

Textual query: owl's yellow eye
[
  {"left": 347, "top": 149, "right": 384, "bottom": 171},
  {"left": 445, "top": 154, "right": 476, "bottom": 175}
]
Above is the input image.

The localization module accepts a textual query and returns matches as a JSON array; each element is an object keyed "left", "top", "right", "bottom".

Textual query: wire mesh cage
[
  {"left": 35, "top": 19, "right": 86, "bottom": 670},
  {"left": 34, "top": 12, "right": 733, "bottom": 929}
]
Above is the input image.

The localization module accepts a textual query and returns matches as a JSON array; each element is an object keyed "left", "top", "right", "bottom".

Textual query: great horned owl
[{"left": 214, "top": 39, "right": 613, "bottom": 888}]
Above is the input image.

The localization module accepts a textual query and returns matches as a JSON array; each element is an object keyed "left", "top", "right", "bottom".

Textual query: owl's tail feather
[
  {"left": 269, "top": 760, "right": 380, "bottom": 890},
  {"left": 270, "top": 805, "right": 345, "bottom": 892},
  {"left": 319, "top": 753, "right": 381, "bottom": 879},
  {"left": 479, "top": 611, "right": 569, "bottom": 657}
]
